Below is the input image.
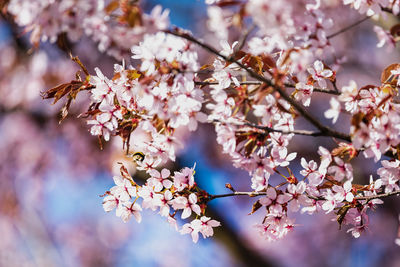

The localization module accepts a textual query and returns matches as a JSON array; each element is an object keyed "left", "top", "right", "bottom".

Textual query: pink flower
[
  {"left": 180, "top": 216, "right": 220, "bottom": 243},
  {"left": 102, "top": 195, "right": 119, "bottom": 212},
  {"left": 138, "top": 185, "right": 163, "bottom": 211},
  {"left": 180, "top": 222, "right": 200, "bottom": 243},
  {"left": 333, "top": 180, "right": 354, "bottom": 202},
  {"left": 295, "top": 82, "right": 314, "bottom": 106},
  {"left": 259, "top": 187, "right": 291, "bottom": 210},
  {"left": 87, "top": 113, "right": 114, "bottom": 141},
  {"left": 287, "top": 182, "right": 308, "bottom": 212},
  {"left": 300, "top": 158, "right": 318, "bottom": 177},
  {"left": 191, "top": 216, "right": 221, "bottom": 239},
  {"left": 328, "top": 157, "right": 353, "bottom": 181},
  {"left": 116, "top": 203, "right": 142, "bottom": 223},
  {"left": 110, "top": 175, "right": 137, "bottom": 202},
  {"left": 324, "top": 97, "right": 341, "bottom": 124},
  {"left": 170, "top": 193, "right": 201, "bottom": 219},
  {"left": 148, "top": 168, "right": 172, "bottom": 191},
  {"left": 374, "top": 26, "right": 395, "bottom": 51},
  {"left": 347, "top": 212, "right": 369, "bottom": 238},
  {"left": 173, "top": 165, "right": 196, "bottom": 191},
  {"left": 339, "top": 80, "right": 359, "bottom": 113},
  {"left": 270, "top": 147, "right": 297, "bottom": 167},
  {"left": 307, "top": 60, "right": 333, "bottom": 88},
  {"left": 159, "top": 190, "right": 173, "bottom": 217},
  {"left": 321, "top": 189, "right": 339, "bottom": 214}
]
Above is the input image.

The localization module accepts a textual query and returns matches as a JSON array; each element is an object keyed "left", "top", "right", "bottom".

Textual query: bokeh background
[{"left": 1, "top": 0, "right": 400, "bottom": 266}]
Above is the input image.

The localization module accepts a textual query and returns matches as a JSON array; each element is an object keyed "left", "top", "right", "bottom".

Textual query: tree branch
[
  {"left": 167, "top": 29, "right": 351, "bottom": 142},
  {"left": 209, "top": 189, "right": 400, "bottom": 201}
]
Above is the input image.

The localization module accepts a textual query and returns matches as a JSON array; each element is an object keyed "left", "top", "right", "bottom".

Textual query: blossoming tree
[{"left": 4, "top": 0, "right": 400, "bottom": 246}]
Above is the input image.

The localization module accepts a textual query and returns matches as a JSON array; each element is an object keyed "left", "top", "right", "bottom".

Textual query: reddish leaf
[
  {"left": 390, "top": 24, "right": 400, "bottom": 37},
  {"left": 336, "top": 204, "right": 351, "bottom": 229},
  {"left": 41, "top": 80, "right": 83, "bottom": 104},
  {"left": 381, "top": 63, "right": 400, "bottom": 85},
  {"left": 249, "top": 200, "right": 262, "bottom": 215},
  {"left": 261, "top": 53, "right": 276, "bottom": 71}
]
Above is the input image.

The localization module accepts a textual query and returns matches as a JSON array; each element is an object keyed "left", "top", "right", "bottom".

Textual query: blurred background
[{"left": 0, "top": 0, "right": 400, "bottom": 266}]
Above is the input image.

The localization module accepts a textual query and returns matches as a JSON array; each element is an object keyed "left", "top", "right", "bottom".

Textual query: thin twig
[
  {"left": 212, "top": 119, "right": 329, "bottom": 138},
  {"left": 284, "top": 82, "right": 340, "bottom": 95},
  {"left": 327, "top": 15, "right": 372, "bottom": 39},
  {"left": 195, "top": 81, "right": 262, "bottom": 86},
  {"left": 209, "top": 191, "right": 267, "bottom": 200},
  {"left": 166, "top": 29, "right": 351, "bottom": 142},
  {"left": 354, "top": 190, "right": 400, "bottom": 201},
  {"left": 236, "top": 24, "right": 256, "bottom": 51}
]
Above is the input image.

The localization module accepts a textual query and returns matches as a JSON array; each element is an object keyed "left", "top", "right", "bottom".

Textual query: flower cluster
[
  {"left": 103, "top": 164, "right": 220, "bottom": 243},
  {"left": 86, "top": 31, "right": 204, "bottom": 163}
]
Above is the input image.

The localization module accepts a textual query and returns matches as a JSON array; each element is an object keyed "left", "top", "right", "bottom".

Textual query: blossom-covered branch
[{"left": 166, "top": 29, "right": 352, "bottom": 142}]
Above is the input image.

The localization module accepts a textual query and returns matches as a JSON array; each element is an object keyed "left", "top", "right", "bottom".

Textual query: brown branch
[{"left": 167, "top": 29, "right": 351, "bottom": 142}]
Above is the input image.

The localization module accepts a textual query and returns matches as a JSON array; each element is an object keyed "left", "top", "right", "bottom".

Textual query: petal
[
  {"left": 267, "top": 187, "right": 277, "bottom": 199},
  {"left": 191, "top": 231, "right": 199, "bottom": 243},
  {"left": 314, "top": 60, "right": 323, "bottom": 72},
  {"left": 181, "top": 208, "right": 192, "bottom": 219},
  {"left": 161, "top": 168, "right": 171, "bottom": 178},
  {"left": 189, "top": 193, "right": 197, "bottom": 204},
  {"left": 286, "top": 152, "right": 297, "bottom": 161},
  {"left": 346, "top": 193, "right": 354, "bottom": 202},
  {"left": 192, "top": 204, "right": 201, "bottom": 215}
]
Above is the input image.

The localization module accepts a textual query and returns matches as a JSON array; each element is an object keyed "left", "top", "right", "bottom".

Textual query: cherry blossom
[
  {"left": 307, "top": 60, "right": 333, "bottom": 89},
  {"left": 295, "top": 82, "right": 314, "bottom": 106},
  {"left": 324, "top": 97, "right": 341, "bottom": 124}
]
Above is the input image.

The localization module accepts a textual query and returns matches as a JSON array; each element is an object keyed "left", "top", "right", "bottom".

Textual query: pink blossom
[
  {"left": 287, "top": 182, "right": 309, "bottom": 212},
  {"left": 116, "top": 203, "right": 142, "bottom": 223},
  {"left": 148, "top": 168, "right": 172, "bottom": 191},
  {"left": 295, "top": 82, "right": 314, "bottom": 106},
  {"left": 173, "top": 165, "right": 196, "bottom": 191},
  {"left": 307, "top": 60, "right": 333, "bottom": 88},
  {"left": 191, "top": 216, "right": 221, "bottom": 239},
  {"left": 324, "top": 97, "right": 341, "bottom": 124},
  {"left": 110, "top": 175, "right": 137, "bottom": 202},
  {"left": 170, "top": 193, "right": 201, "bottom": 219}
]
